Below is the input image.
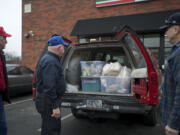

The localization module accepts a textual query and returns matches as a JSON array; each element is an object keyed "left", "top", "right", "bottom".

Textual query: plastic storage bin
[
  {"left": 100, "top": 76, "right": 131, "bottom": 94},
  {"left": 81, "top": 77, "right": 101, "bottom": 92},
  {"left": 80, "top": 61, "right": 105, "bottom": 77}
]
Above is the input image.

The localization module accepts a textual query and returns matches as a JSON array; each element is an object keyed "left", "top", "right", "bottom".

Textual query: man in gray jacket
[{"left": 35, "top": 35, "right": 69, "bottom": 135}]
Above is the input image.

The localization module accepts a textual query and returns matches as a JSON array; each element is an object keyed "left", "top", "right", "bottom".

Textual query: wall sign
[
  {"left": 96, "top": 0, "right": 149, "bottom": 7},
  {"left": 24, "top": 3, "right": 31, "bottom": 13}
]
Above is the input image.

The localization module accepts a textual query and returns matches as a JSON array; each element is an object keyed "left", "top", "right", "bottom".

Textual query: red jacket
[
  {"left": 0, "top": 51, "right": 10, "bottom": 103},
  {"left": 0, "top": 56, "right": 6, "bottom": 91}
]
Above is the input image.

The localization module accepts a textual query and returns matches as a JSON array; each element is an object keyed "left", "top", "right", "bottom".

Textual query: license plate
[
  {"left": 87, "top": 100, "right": 102, "bottom": 108},
  {"left": 61, "top": 102, "right": 71, "bottom": 107}
]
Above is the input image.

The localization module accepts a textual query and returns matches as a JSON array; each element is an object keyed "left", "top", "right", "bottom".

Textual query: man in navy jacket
[
  {"left": 160, "top": 12, "right": 180, "bottom": 135},
  {"left": 35, "top": 35, "right": 68, "bottom": 135},
  {"left": 0, "top": 26, "right": 11, "bottom": 135}
]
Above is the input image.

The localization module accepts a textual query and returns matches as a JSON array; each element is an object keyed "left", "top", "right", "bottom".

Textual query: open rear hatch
[{"left": 116, "top": 26, "right": 161, "bottom": 105}]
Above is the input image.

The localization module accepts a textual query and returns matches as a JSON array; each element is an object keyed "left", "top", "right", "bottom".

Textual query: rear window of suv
[
  {"left": 68, "top": 46, "right": 131, "bottom": 68},
  {"left": 123, "top": 34, "right": 146, "bottom": 69}
]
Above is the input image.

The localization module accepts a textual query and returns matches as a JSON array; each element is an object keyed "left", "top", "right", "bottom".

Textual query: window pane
[
  {"left": 138, "top": 35, "right": 143, "bottom": 42},
  {"left": 148, "top": 48, "right": 159, "bottom": 64},
  {"left": 143, "top": 34, "right": 160, "bottom": 48},
  {"left": 124, "top": 34, "right": 146, "bottom": 68},
  {"left": 8, "top": 67, "right": 21, "bottom": 75},
  {"left": 79, "top": 36, "right": 115, "bottom": 43},
  {"left": 6, "top": 66, "right": 16, "bottom": 72},
  {"left": 79, "top": 38, "right": 89, "bottom": 44},
  {"left": 89, "top": 37, "right": 100, "bottom": 42},
  {"left": 20, "top": 67, "right": 33, "bottom": 75},
  {"left": 101, "top": 36, "right": 115, "bottom": 41}
]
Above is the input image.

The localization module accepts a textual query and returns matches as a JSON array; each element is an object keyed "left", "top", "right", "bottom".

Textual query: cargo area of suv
[{"left": 65, "top": 45, "right": 135, "bottom": 93}]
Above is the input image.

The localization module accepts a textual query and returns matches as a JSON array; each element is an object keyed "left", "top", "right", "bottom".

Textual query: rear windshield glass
[
  {"left": 70, "top": 46, "right": 131, "bottom": 67},
  {"left": 123, "top": 34, "right": 146, "bottom": 69}
]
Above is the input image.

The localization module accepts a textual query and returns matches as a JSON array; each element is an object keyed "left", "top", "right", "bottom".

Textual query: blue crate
[
  {"left": 100, "top": 76, "right": 131, "bottom": 94},
  {"left": 81, "top": 77, "right": 101, "bottom": 92},
  {"left": 80, "top": 61, "right": 105, "bottom": 77}
]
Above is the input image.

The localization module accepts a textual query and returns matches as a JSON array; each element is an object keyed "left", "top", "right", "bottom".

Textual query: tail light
[{"left": 32, "top": 71, "right": 36, "bottom": 100}]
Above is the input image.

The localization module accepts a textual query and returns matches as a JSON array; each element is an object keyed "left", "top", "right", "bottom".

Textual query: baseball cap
[
  {"left": 0, "top": 26, "right": 11, "bottom": 37},
  {"left": 160, "top": 12, "right": 180, "bottom": 30},
  {"left": 48, "top": 36, "right": 69, "bottom": 46}
]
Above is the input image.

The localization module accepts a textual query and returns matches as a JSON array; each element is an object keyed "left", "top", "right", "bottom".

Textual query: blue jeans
[{"left": 0, "top": 95, "right": 7, "bottom": 135}]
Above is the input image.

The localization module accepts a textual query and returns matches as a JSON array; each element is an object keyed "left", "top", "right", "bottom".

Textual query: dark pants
[
  {"left": 40, "top": 105, "right": 61, "bottom": 135},
  {"left": 35, "top": 93, "right": 61, "bottom": 135},
  {"left": 0, "top": 95, "right": 7, "bottom": 135}
]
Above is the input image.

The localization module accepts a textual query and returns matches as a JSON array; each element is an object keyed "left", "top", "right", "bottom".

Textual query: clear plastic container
[
  {"left": 100, "top": 76, "right": 131, "bottom": 94},
  {"left": 81, "top": 77, "right": 101, "bottom": 92},
  {"left": 80, "top": 61, "right": 105, "bottom": 77}
]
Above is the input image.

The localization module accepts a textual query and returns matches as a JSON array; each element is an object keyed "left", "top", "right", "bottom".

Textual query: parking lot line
[
  {"left": 5, "top": 98, "right": 32, "bottom": 107},
  {"left": 5, "top": 98, "right": 73, "bottom": 120},
  {"left": 61, "top": 113, "right": 73, "bottom": 121}
]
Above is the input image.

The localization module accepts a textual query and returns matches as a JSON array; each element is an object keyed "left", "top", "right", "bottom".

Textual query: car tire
[{"left": 143, "top": 107, "right": 158, "bottom": 126}]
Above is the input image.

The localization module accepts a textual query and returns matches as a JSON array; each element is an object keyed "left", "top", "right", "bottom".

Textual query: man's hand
[
  {"left": 165, "top": 125, "right": 179, "bottom": 135},
  {"left": 51, "top": 107, "right": 61, "bottom": 119}
]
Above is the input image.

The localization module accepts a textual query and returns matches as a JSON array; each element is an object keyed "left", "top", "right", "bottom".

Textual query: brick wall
[{"left": 22, "top": 0, "right": 180, "bottom": 70}]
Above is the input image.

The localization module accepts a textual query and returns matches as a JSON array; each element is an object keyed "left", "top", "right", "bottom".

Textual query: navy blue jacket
[
  {"left": 161, "top": 41, "right": 180, "bottom": 131},
  {"left": 35, "top": 51, "right": 66, "bottom": 109}
]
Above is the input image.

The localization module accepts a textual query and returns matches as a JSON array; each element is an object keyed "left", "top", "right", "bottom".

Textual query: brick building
[{"left": 22, "top": 0, "right": 180, "bottom": 70}]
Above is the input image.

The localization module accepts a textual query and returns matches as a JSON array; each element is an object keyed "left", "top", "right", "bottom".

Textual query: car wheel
[{"left": 143, "top": 107, "right": 158, "bottom": 126}]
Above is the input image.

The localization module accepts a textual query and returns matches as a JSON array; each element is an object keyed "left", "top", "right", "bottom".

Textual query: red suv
[{"left": 33, "top": 26, "right": 162, "bottom": 126}]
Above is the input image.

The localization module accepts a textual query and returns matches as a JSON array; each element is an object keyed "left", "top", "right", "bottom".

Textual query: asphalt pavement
[{"left": 5, "top": 95, "right": 165, "bottom": 135}]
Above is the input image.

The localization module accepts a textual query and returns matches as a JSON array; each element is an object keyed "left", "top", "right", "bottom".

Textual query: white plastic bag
[
  {"left": 66, "top": 83, "right": 79, "bottom": 92},
  {"left": 102, "top": 62, "right": 121, "bottom": 76},
  {"left": 131, "top": 68, "right": 147, "bottom": 78},
  {"left": 118, "top": 66, "right": 131, "bottom": 78}
]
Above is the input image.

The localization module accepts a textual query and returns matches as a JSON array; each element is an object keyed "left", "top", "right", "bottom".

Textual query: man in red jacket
[{"left": 0, "top": 26, "right": 11, "bottom": 135}]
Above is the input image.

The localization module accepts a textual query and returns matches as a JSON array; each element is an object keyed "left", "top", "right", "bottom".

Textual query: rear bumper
[{"left": 62, "top": 93, "right": 152, "bottom": 114}]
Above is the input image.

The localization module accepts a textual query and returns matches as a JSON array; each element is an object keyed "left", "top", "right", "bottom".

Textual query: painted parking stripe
[
  {"left": 5, "top": 98, "right": 32, "bottom": 107},
  {"left": 61, "top": 113, "right": 73, "bottom": 121},
  {"left": 37, "top": 113, "right": 73, "bottom": 132}
]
